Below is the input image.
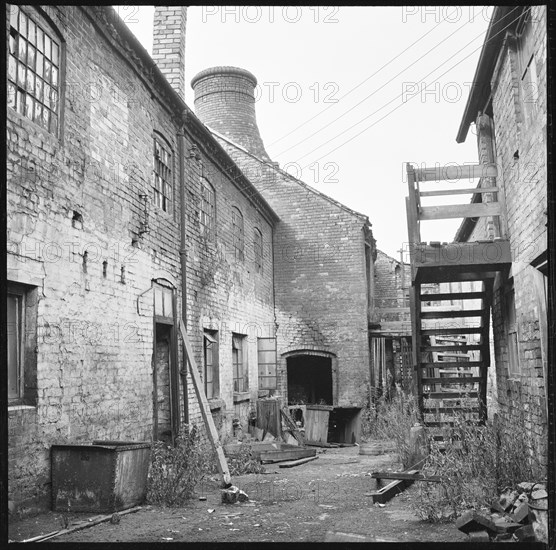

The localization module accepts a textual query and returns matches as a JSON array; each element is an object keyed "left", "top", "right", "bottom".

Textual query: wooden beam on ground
[
  {"left": 21, "top": 506, "right": 143, "bottom": 542},
  {"left": 368, "top": 470, "right": 420, "bottom": 503},
  {"left": 371, "top": 471, "right": 442, "bottom": 483},
  {"left": 260, "top": 447, "right": 317, "bottom": 463},
  {"left": 415, "top": 163, "right": 497, "bottom": 182},
  {"left": 278, "top": 456, "right": 319, "bottom": 468},
  {"left": 179, "top": 320, "right": 232, "bottom": 487}
]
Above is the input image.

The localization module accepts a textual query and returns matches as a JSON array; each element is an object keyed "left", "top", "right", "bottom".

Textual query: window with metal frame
[
  {"left": 200, "top": 178, "right": 215, "bottom": 239},
  {"left": 505, "top": 283, "right": 519, "bottom": 376},
  {"left": 154, "top": 283, "right": 174, "bottom": 321},
  {"left": 204, "top": 331, "right": 218, "bottom": 399},
  {"left": 7, "top": 5, "right": 61, "bottom": 134},
  {"left": 232, "top": 333, "right": 247, "bottom": 392},
  {"left": 153, "top": 137, "right": 172, "bottom": 212},
  {"left": 257, "top": 337, "right": 277, "bottom": 390},
  {"left": 231, "top": 207, "right": 244, "bottom": 261},
  {"left": 253, "top": 228, "right": 263, "bottom": 273},
  {"left": 7, "top": 289, "right": 24, "bottom": 400},
  {"left": 516, "top": 10, "right": 539, "bottom": 128}
]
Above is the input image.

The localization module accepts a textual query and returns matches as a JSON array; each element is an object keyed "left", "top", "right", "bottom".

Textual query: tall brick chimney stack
[
  {"left": 152, "top": 6, "right": 187, "bottom": 100},
  {"left": 191, "top": 67, "right": 271, "bottom": 161}
]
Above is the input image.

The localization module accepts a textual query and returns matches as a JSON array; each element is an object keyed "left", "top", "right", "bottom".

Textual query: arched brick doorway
[{"left": 286, "top": 353, "right": 333, "bottom": 406}]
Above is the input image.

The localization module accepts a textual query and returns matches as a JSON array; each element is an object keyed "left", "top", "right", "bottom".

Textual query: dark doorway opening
[
  {"left": 286, "top": 355, "right": 332, "bottom": 405},
  {"left": 154, "top": 323, "right": 172, "bottom": 442}
]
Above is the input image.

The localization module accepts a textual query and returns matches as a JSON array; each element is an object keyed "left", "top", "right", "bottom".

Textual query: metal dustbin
[{"left": 51, "top": 440, "right": 151, "bottom": 513}]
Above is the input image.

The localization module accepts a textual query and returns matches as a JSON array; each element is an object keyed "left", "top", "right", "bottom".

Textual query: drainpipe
[{"left": 177, "top": 125, "right": 189, "bottom": 425}]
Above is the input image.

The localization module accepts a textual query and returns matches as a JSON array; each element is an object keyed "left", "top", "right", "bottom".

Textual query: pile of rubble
[{"left": 455, "top": 482, "right": 548, "bottom": 543}]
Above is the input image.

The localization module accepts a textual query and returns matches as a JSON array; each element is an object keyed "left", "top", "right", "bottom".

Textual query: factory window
[
  {"left": 253, "top": 228, "right": 263, "bottom": 273},
  {"left": 204, "top": 330, "right": 218, "bottom": 399},
  {"left": 153, "top": 136, "right": 172, "bottom": 213},
  {"left": 258, "top": 338, "right": 277, "bottom": 390},
  {"left": 516, "top": 9, "right": 539, "bottom": 128},
  {"left": 8, "top": 5, "right": 61, "bottom": 134},
  {"left": 505, "top": 282, "right": 520, "bottom": 376},
  {"left": 200, "top": 178, "right": 215, "bottom": 239},
  {"left": 232, "top": 333, "right": 247, "bottom": 392},
  {"left": 231, "top": 207, "right": 244, "bottom": 261},
  {"left": 7, "top": 283, "right": 38, "bottom": 405}
]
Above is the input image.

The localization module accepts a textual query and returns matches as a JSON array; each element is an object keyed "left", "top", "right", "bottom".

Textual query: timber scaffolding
[{"left": 405, "top": 163, "right": 511, "bottom": 432}]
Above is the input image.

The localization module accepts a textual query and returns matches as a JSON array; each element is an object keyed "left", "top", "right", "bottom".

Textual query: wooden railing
[{"left": 405, "top": 162, "right": 506, "bottom": 258}]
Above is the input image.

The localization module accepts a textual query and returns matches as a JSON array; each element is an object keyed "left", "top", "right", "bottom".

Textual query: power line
[
  {"left": 274, "top": 13, "right": 473, "bottom": 159},
  {"left": 267, "top": 8, "right": 460, "bottom": 149},
  {"left": 293, "top": 7, "right": 524, "bottom": 170}
]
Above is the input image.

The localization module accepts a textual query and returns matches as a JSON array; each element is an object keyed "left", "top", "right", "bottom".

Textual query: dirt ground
[{"left": 8, "top": 446, "right": 468, "bottom": 543}]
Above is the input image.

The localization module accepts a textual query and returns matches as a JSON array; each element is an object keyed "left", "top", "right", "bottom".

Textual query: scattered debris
[
  {"left": 110, "top": 513, "right": 120, "bottom": 525},
  {"left": 456, "top": 481, "right": 548, "bottom": 543},
  {"left": 221, "top": 486, "right": 249, "bottom": 504}
]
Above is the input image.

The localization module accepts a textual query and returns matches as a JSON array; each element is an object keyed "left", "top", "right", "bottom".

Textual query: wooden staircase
[{"left": 405, "top": 163, "right": 511, "bottom": 432}]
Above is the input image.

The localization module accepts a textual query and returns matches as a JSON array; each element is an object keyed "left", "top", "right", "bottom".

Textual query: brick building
[
  {"left": 5, "top": 5, "right": 407, "bottom": 514},
  {"left": 190, "top": 66, "right": 377, "bottom": 410},
  {"left": 369, "top": 250, "right": 412, "bottom": 395},
  {"left": 6, "top": 4, "right": 279, "bottom": 513},
  {"left": 454, "top": 5, "right": 548, "bottom": 470}
]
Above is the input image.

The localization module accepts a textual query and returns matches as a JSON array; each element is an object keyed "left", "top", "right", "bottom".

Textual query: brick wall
[
  {"left": 7, "top": 5, "right": 277, "bottom": 513},
  {"left": 152, "top": 6, "right": 187, "bottom": 100},
  {"left": 467, "top": 5, "right": 547, "bottom": 471},
  {"left": 211, "top": 141, "right": 374, "bottom": 408}
]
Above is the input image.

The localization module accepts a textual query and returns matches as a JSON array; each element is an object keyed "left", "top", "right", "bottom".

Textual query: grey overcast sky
[{"left": 120, "top": 5, "right": 497, "bottom": 259}]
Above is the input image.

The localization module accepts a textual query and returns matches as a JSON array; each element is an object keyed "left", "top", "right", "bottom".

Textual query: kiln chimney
[{"left": 191, "top": 66, "right": 271, "bottom": 161}]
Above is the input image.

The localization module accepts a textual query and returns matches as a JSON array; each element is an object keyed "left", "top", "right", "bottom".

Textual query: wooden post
[{"left": 179, "top": 320, "right": 232, "bottom": 487}]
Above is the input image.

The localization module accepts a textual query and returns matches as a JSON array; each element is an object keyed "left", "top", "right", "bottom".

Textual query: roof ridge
[{"left": 209, "top": 128, "right": 371, "bottom": 223}]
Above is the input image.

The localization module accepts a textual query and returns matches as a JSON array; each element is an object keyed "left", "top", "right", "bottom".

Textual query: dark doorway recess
[
  {"left": 154, "top": 323, "right": 172, "bottom": 442},
  {"left": 287, "top": 355, "right": 332, "bottom": 405}
]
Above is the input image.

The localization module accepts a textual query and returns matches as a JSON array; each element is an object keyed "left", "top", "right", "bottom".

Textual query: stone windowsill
[
  {"left": 208, "top": 398, "right": 225, "bottom": 411},
  {"left": 8, "top": 404, "right": 36, "bottom": 413},
  {"left": 233, "top": 392, "right": 250, "bottom": 404}
]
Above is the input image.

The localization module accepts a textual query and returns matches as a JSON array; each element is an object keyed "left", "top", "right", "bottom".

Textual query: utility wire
[
  {"left": 267, "top": 8, "right": 461, "bottom": 148},
  {"left": 274, "top": 13, "right": 473, "bottom": 158},
  {"left": 293, "top": 7, "right": 524, "bottom": 170}
]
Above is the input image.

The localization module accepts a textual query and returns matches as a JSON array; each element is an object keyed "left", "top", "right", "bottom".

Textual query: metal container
[{"left": 51, "top": 441, "right": 151, "bottom": 513}]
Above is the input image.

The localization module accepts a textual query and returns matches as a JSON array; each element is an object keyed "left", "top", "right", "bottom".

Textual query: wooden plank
[
  {"left": 421, "top": 327, "right": 483, "bottom": 336},
  {"left": 257, "top": 399, "right": 282, "bottom": 439},
  {"left": 260, "top": 448, "right": 316, "bottom": 463},
  {"left": 280, "top": 408, "right": 305, "bottom": 445},
  {"left": 420, "top": 292, "right": 485, "bottom": 301},
  {"left": 370, "top": 470, "right": 420, "bottom": 503},
  {"left": 423, "top": 407, "right": 480, "bottom": 414},
  {"left": 420, "top": 345, "right": 482, "bottom": 352},
  {"left": 179, "top": 320, "right": 232, "bottom": 487},
  {"left": 420, "top": 361, "right": 483, "bottom": 368},
  {"left": 371, "top": 471, "right": 442, "bottom": 482},
  {"left": 421, "top": 376, "right": 482, "bottom": 384},
  {"left": 423, "top": 391, "right": 479, "bottom": 399},
  {"left": 304, "top": 408, "right": 330, "bottom": 444},
  {"left": 419, "top": 186, "right": 498, "bottom": 197},
  {"left": 415, "top": 163, "right": 497, "bottom": 182},
  {"left": 24, "top": 506, "right": 143, "bottom": 542},
  {"left": 420, "top": 309, "right": 484, "bottom": 319},
  {"left": 419, "top": 202, "right": 502, "bottom": 221},
  {"left": 278, "top": 456, "right": 319, "bottom": 468}
]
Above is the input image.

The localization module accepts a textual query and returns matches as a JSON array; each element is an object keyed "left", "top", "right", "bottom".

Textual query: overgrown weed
[
  {"left": 416, "top": 399, "right": 546, "bottom": 522},
  {"left": 146, "top": 424, "right": 216, "bottom": 506}
]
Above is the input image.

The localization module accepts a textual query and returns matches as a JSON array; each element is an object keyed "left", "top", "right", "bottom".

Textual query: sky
[{"left": 119, "top": 5, "right": 497, "bottom": 259}]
